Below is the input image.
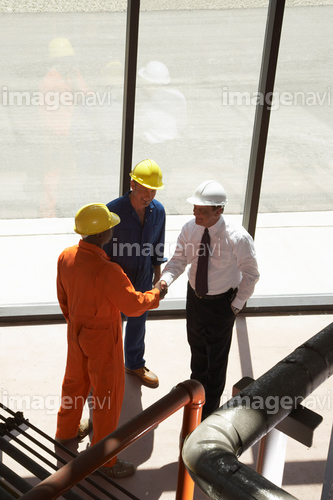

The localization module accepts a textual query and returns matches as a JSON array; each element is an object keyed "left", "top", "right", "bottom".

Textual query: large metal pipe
[{"left": 182, "top": 322, "right": 333, "bottom": 499}]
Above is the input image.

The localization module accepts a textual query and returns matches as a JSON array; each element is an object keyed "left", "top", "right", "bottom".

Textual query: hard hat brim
[{"left": 130, "top": 174, "right": 164, "bottom": 190}]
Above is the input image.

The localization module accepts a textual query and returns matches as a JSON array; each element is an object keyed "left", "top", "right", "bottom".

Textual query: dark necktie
[{"left": 195, "top": 228, "right": 210, "bottom": 297}]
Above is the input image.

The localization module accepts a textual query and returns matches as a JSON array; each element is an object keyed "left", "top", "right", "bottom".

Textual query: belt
[{"left": 194, "top": 287, "right": 236, "bottom": 300}]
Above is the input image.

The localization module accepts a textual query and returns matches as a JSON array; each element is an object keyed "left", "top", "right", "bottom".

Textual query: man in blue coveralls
[{"left": 104, "top": 159, "right": 166, "bottom": 388}]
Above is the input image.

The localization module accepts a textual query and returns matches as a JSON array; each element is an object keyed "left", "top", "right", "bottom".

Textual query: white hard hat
[
  {"left": 138, "top": 61, "right": 170, "bottom": 85},
  {"left": 187, "top": 180, "right": 227, "bottom": 206}
]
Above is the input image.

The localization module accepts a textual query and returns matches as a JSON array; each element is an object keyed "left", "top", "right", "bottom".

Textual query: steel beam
[{"left": 321, "top": 425, "right": 333, "bottom": 500}]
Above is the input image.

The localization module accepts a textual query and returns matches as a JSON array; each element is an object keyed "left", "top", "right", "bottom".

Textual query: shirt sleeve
[
  {"left": 103, "top": 262, "right": 160, "bottom": 317},
  {"left": 161, "top": 225, "right": 189, "bottom": 286},
  {"left": 56, "top": 253, "right": 69, "bottom": 322},
  {"left": 151, "top": 206, "right": 167, "bottom": 266},
  {"left": 231, "top": 232, "right": 260, "bottom": 309}
]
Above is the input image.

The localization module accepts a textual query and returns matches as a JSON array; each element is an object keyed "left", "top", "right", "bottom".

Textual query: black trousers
[{"left": 186, "top": 282, "right": 236, "bottom": 419}]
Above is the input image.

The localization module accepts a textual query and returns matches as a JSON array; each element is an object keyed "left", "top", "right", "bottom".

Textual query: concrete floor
[{"left": 1, "top": 313, "right": 333, "bottom": 499}]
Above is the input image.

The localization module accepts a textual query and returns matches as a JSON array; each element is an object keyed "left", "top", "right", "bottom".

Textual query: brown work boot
[
  {"left": 99, "top": 459, "right": 135, "bottom": 478},
  {"left": 55, "top": 419, "right": 92, "bottom": 446},
  {"left": 125, "top": 366, "right": 159, "bottom": 388}
]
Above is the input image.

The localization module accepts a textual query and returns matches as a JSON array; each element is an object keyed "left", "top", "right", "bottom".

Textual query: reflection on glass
[
  {"left": 135, "top": 5, "right": 266, "bottom": 216},
  {"left": 38, "top": 37, "right": 93, "bottom": 217},
  {"left": 0, "top": 12, "right": 125, "bottom": 220},
  {"left": 136, "top": 60, "right": 187, "bottom": 144}
]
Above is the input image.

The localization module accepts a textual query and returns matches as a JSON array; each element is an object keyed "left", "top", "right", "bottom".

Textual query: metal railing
[
  {"left": 182, "top": 321, "right": 333, "bottom": 499},
  {"left": 16, "top": 379, "right": 204, "bottom": 500},
  {"left": 2, "top": 323, "right": 332, "bottom": 499}
]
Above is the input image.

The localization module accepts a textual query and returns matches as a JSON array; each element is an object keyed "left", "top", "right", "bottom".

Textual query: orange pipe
[
  {"left": 20, "top": 379, "right": 205, "bottom": 500},
  {"left": 176, "top": 380, "right": 205, "bottom": 500}
]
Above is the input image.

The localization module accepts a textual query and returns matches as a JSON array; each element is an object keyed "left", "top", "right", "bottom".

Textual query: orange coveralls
[{"left": 56, "top": 239, "right": 160, "bottom": 467}]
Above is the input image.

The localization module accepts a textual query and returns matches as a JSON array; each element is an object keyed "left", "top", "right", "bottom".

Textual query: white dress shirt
[{"left": 161, "top": 215, "right": 260, "bottom": 309}]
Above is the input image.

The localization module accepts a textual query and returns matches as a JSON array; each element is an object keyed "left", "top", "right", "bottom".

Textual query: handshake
[{"left": 154, "top": 280, "right": 168, "bottom": 300}]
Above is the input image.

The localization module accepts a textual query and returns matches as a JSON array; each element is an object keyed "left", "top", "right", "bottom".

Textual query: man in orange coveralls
[{"left": 55, "top": 202, "right": 166, "bottom": 478}]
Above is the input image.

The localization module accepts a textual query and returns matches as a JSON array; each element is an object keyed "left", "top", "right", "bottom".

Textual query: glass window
[
  {"left": 1, "top": 3, "right": 330, "bottom": 313},
  {"left": 134, "top": 3, "right": 268, "bottom": 216},
  {"left": 0, "top": 11, "right": 126, "bottom": 219},
  {"left": 255, "top": 4, "right": 333, "bottom": 297},
  {"left": 0, "top": 8, "right": 126, "bottom": 309},
  {"left": 260, "top": 5, "right": 333, "bottom": 214}
]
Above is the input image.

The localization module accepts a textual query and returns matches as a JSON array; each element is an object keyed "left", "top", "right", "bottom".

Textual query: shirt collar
[
  {"left": 125, "top": 190, "right": 156, "bottom": 215},
  {"left": 79, "top": 239, "right": 110, "bottom": 260},
  {"left": 199, "top": 215, "right": 224, "bottom": 237}
]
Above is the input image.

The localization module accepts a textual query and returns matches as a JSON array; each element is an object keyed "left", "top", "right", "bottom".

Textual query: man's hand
[
  {"left": 231, "top": 305, "right": 241, "bottom": 315},
  {"left": 159, "top": 280, "right": 168, "bottom": 290},
  {"left": 154, "top": 280, "right": 168, "bottom": 300}
]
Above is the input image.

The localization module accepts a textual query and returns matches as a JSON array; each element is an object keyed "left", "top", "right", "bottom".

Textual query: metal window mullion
[
  {"left": 242, "top": 0, "right": 286, "bottom": 239},
  {"left": 119, "top": 0, "right": 141, "bottom": 196}
]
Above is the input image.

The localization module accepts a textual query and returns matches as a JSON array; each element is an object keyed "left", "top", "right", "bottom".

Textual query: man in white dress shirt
[{"left": 160, "top": 180, "right": 260, "bottom": 420}]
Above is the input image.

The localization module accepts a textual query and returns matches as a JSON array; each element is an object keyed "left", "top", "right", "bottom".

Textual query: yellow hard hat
[
  {"left": 48, "top": 37, "right": 75, "bottom": 58},
  {"left": 101, "top": 61, "right": 123, "bottom": 84},
  {"left": 130, "top": 159, "right": 164, "bottom": 190},
  {"left": 74, "top": 203, "right": 120, "bottom": 236}
]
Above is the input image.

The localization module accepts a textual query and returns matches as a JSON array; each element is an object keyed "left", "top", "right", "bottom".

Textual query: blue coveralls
[{"left": 105, "top": 192, "right": 166, "bottom": 370}]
